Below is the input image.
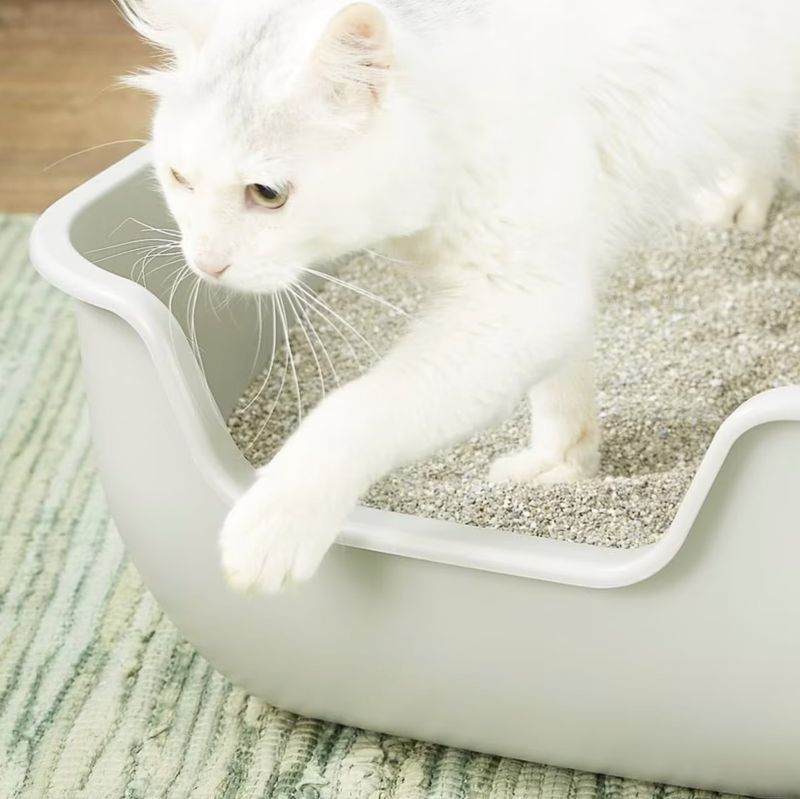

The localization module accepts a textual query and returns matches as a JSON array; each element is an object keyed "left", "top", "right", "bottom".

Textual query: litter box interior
[
  {"left": 66, "top": 162, "right": 800, "bottom": 550},
  {"left": 69, "top": 168, "right": 276, "bottom": 419}
]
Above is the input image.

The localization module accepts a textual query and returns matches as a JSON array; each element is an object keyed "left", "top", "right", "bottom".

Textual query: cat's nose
[{"left": 195, "top": 261, "right": 230, "bottom": 277}]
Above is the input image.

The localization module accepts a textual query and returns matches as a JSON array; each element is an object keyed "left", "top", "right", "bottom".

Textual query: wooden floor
[{"left": 0, "top": 0, "right": 155, "bottom": 213}]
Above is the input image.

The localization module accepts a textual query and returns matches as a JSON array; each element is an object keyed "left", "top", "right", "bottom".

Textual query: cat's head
[{"left": 122, "top": 0, "right": 440, "bottom": 293}]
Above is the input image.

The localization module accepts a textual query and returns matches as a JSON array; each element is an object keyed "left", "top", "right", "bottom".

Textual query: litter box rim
[{"left": 29, "top": 146, "right": 800, "bottom": 590}]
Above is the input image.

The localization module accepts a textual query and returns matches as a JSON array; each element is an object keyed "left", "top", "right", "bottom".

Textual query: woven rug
[{"left": 0, "top": 214, "right": 744, "bottom": 799}]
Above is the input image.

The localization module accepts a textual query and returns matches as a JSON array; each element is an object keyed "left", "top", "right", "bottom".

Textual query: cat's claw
[{"left": 219, "top": 470, "right": 339, "bottom": 594}]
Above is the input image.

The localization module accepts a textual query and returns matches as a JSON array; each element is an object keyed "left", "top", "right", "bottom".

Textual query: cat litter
[{"left": 228, "top": 195, "right": 800, "bottom": 549}]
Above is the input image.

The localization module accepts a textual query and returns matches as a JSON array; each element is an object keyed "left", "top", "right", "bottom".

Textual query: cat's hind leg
[
  {"left": 694, "top": 152, "right": 782, "bottom": 232},
  {"left": 489, "top": 347, "right": 600, "bottom": 485}
]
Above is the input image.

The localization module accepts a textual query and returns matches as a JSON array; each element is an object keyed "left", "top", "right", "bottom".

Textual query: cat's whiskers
[
  {"left": 276, "top": 292, "right": 304, "bottom": 425},
  {"left": 88, "top": 241, "right": 180, "bottom": 266},
  {"left": 203, "top": 281, "right": 230, "bottom": 324},
  {"left": 294, "top": 281, "right": 380, "bottom": 361},
  {"left": 42, "top": 139, "right": 148, "bottom": 173},
  {"left": 187, "top": 278, "right": 209, "bottom": 384},
  {"left": 292, "top": 282, "right": 370, "bottom": 370},
  {"left": 287, "top": 286, "right": 341, "bottom": 389},
  {"left": 243, "top": 299, "right": 289, "bottom": 453},
  {"left": 217, "top": 289, "right": 237, "bottom": 313},
  {"left": 362, "top": 247, "right": 418, "bottom": 268},
  {"left": 290, "top": 283, "right": 365, "bottom": 372},
  {"left": 166, "top": 264, "right": 194, "bottom": 356},
  {"left": 302, "top": 266, "right": 409, "bottom": 318},
  {"left": 136, "top": 245, "right": 183, "bottom": 285},
  {"left": 94, "top": 221, "right": 183, "bottom": 296},
  {"left": 284, "top": 288, "right": 327, "bottom": 401},
  {"left": 242, "top": 294, "right": 278, "bottom": 415},
  {"left": 249, "top": 294, "right": 265, "bottom": 377},
  {"left": 86, "top": 237, "right": 180, "bottom": 256},
  {"left": 146, "top": 258, "right": 188, "bottom": 288},
  {"left": 105, "top": 217, "right": 181, "bottom": 246},
  {"left": 122, "top": 217, "right": 181, "bottom": 240}
]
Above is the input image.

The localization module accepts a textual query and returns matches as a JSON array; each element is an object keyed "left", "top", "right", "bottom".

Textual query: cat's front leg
[
  {"left": 220, "top": 272, "right": 593, "bottom": 593},
  {"left": 219, "top": 420, "right": 364, "bottom": 593}
]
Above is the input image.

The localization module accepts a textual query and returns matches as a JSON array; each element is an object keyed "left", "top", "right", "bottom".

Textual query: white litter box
[{"left": 30, "top": 147, "right": 800, "bottom": 798}]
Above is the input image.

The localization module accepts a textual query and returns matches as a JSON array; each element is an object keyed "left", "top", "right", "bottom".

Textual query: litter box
[{"left": 30, "top": 147, "right": 800, "bottom": 797}]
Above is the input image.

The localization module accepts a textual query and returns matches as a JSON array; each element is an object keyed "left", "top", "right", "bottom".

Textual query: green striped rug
[{"left": 0, "top": 215, "right": 743, "bottom": 799}]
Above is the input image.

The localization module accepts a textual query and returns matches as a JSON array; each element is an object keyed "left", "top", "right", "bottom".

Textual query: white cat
[{"left": 121, "top": 0, "right": 800, "bottom": 593}]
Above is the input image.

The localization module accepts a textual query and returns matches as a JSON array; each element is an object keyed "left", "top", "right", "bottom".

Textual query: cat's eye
[
  {"left": 170, "top": 168, "right": 192, "bottom": 189},
  {"left": 247, "top": 182, "right": 289, "bottom": 209}
]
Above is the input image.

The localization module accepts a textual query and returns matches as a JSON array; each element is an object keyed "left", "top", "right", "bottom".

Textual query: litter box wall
[{"left": 30, "top": 148, "right": 800, "bottom": 798}]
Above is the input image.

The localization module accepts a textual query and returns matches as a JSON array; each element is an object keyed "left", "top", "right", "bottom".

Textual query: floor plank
[{"left": 0, "top": 0, "right": 156, "bottom": 212}]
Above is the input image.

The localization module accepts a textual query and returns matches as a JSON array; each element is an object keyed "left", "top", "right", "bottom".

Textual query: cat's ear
[
  {"left": 117, "top": 0, "right": 215, "bottom": 82},
  {"left": 311, "top": 2, "right": 392, "bottom": 109}
]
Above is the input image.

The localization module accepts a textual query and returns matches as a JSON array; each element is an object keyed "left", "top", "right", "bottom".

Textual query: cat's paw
[
  {"left": 488, "top": 443, "right": 600, "bottom": 486},
  {"left": 219, "top": 470, "right": 341, "bottom": 594},
  {"left": 694, "top": 167, "right": 777, "bottom": 232}
]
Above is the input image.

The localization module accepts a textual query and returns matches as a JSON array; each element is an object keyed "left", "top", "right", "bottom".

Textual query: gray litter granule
[{"left": 228, "top": 196, "right": 800, "bottom": 549}]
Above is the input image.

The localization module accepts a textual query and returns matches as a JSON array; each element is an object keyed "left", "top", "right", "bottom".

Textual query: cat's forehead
[
  {"left": 180, "top": 45, "right": 304, "bottom": 141},
  {"left": 156, "top": 80, "right": 302, "bottom": 181},
  {"left": 155, "top": 5, "right": 341, "bottom": 175},
  {"left": 193, "top": 6, "right": 304, "bottom": 98},
  {"left": 171, "top": 62, "right": 298, "bottom": 140}
]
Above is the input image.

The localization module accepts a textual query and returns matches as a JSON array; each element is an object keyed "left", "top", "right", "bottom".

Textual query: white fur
[{"left": 122, "top": 0, "right": 800, "bottom": 592}]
